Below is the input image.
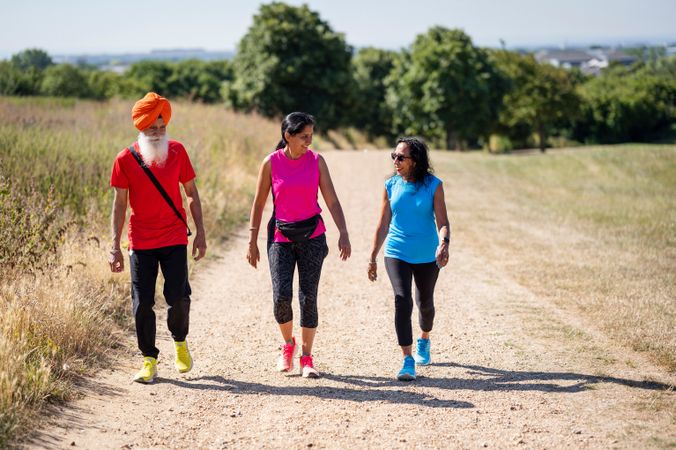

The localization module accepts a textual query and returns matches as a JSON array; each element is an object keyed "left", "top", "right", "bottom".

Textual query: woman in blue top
[{"left": 368, "top": 137, "right": 450, "bottom": 381}]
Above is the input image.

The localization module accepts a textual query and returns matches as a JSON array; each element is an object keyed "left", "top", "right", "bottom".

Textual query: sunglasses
[{"left": 391, "top": 152, "right": 412, "bottom": 162}]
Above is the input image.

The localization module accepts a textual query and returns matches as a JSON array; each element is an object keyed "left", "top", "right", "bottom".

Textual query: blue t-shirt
[{"left": 384, "top": 174, "right": 442, "bottom": 264}]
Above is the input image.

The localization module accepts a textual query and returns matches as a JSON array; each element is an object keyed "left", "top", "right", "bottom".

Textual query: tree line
[{"left": 2, "top": 2, "right": 674, "bottom": 150}]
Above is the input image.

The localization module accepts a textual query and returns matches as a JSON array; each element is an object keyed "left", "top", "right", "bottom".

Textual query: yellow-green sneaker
[
  {"left": 133, "top": 356, "right": 157, "bottom": 384},
  {"left": 174, "top": 340, "right": 193, "bottom": 373}
]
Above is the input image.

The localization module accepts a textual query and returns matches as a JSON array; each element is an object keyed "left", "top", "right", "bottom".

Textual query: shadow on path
[
  {"left": 323, "top": 362, "right": 673, "bottom": 393},
  {"left": 160, "top": 376, "right": 473, "bottom": 409},
  {"left": 25, "top": 361, "right": 672, "bottom": 448},
  {"left": 154, "top": 360, "right": 671, "bottom": 408}
]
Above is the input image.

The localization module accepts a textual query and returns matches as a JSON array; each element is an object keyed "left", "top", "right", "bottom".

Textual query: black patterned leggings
[{"left": 267, "top": 234, "right": 329, "bottom": 328}]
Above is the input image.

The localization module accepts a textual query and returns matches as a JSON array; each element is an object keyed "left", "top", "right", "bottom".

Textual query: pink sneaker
[
  {"left": 277, "top": 337, "right": 296, "bottom": 372},
  {"left": 300, "top": 355, "right": 320, "bottom": 378}
]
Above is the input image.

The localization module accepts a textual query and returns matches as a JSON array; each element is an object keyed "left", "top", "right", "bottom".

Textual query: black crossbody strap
[{"left": 128, "top": 146, "right": 192, "bottom": 237}]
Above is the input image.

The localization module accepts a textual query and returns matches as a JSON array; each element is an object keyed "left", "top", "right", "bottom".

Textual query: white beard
[{"left": 137, "top": 132, "right": 169, "bottom": 167}]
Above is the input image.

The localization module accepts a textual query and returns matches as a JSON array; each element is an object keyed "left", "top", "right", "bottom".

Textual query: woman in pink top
[{"left": 247, "top": 112, "right": 351, "bottom": 378}]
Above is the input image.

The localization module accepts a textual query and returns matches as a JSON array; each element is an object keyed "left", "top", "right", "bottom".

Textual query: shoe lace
[
  {"left": 417, "top": 339, "right": 429, "bottom": 353},
  {"left": 300, "top": 355, "right": 314, "bottom": 368},
  {"left": 176, "top": 345, "right": 188, "bottom": 359},
  {"left": 281, "top": 343, "right": 294, "bottom": 359},
  {"left": 404, "top": 357, "right": 415, "bottom": 370}
]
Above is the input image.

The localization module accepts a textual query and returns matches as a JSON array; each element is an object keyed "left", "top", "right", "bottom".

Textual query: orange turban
[{"left": 131, "top": 92, "right": 172, "bottom": 131}]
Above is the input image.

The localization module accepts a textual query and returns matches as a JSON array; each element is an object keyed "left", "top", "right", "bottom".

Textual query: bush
[
  {"left": 574, "top": 66, "right": 676, "bottom": 143},
  {"left": 0, "top": 62, "right": 43, "bottom": 96},
  {"left": 0, "top": 178, "right": 70, "bottom": 274},
  {"left": 487, "top": 134, "right": 513, "bottom": 153},
  {"left": 0, "top": 62, "right": 24, "bottom": 95},
  {"left": 41, "top": 64, "right": 93, "bottom": 98},
  {"left": 86, "top": 70, "right": 125, "bottom": 100}
]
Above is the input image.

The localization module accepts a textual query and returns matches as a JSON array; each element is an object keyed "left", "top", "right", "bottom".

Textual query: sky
[{"left": 1, "top": 0, "right": 675, "bottom": 58}]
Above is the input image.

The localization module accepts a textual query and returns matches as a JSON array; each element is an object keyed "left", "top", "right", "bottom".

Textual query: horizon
[
  {"left": 2, "top": 0, "right": 675, "bottom": 60},
  {"left": 3, "top": 36, "right": 674, "bottom": 62}
]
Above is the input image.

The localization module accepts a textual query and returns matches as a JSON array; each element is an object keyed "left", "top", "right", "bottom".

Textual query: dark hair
[
  {"left": 396, "top": 136, "right": 433, "bottom": 184},
  {"left": 275, "top": 112, "right": 316, "bottom": 150}
]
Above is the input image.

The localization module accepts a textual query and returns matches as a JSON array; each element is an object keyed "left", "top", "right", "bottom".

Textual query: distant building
[
  {"left": 535, "top": 49, "right": 592, "bottom": 69},
  {"left": 535, "top": 48, "right": 638, "bottom": 75}
]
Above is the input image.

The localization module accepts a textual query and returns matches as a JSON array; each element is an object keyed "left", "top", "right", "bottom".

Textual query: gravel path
[{"left": 28, "top": 151, "right": 674, "bottom": 449}]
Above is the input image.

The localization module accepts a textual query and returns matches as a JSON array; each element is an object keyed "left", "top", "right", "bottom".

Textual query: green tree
[
  {"left": 11, "top": 48, "right": 53, "bottom": 71},
  {"left": 0, "top": 61, "right": 26, "bottom": 95},
  {"left": 648, "top": 55, "right": 676, "bottom": 78},
  {"left": 225, "top": 2, "right": 354, "bottom": 130},
  {"left": 125, "top": 61, "right": 174, "bottom": 97},
  {"left": 351, "top": 47, "right": 397, "bottom": 140},
  {"left": 86, "top": 70, "right": 139, "bottom": 100},
  {"left": 492, "top": 51, "right": 580, "bottom": 152},
  {"left": 575, "top": 65, "right": 676, "bottom": 143},
  {"left": 385, "top": 27, "right": 504, "bottom": 149},
  {"left": 168, "top": 60, "right": 231, "bottom": 103},
  {"left": 1, "top": 48, "right": 52, "bottom": 95},
  {"left": 40, "top": 64, "right": 92, "bottom": 98}
]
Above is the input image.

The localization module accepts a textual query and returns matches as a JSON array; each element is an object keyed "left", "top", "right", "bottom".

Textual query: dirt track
[{"left": 29, "top": 150, "right": 674, "bottom": 449}]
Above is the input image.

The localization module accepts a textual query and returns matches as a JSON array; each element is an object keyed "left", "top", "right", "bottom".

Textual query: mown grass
[
  {"left": 435, "top": 145, "right": 675, "bottom": 370},
  {"left": 0, "top": 96, "right": 352, "bottom": 446}
]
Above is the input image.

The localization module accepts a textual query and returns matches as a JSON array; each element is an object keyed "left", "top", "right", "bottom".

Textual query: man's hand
[
  {"left": 109, "top": 248, "right": 124, "bottom": 272},
  {"left": 192, "top": 232, "right": 207, "bottom": 261}
]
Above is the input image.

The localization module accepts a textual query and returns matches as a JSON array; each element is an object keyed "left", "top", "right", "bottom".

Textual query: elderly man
[{"left": 108, "top": 92, "right": 207, "bottom": 383}]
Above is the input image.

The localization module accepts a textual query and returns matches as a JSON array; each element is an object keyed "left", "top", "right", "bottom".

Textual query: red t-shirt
[{"left": 110, "top": 140, "right": 196, "bottom": 250}]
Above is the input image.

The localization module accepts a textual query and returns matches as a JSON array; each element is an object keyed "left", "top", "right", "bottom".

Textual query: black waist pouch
[{"left": 275, "top": 214, "right": 321, "bottom": 243}]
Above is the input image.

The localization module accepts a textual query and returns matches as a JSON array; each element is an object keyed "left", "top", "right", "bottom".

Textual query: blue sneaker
[
  {"left": 413, "top": 338, "right": 431, "bottom": 365},
  {"left": 397, "top": 355, "right": 416, "bottom": 381}
]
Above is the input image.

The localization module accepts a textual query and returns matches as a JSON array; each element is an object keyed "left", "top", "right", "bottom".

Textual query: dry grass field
[{"left": 435, "top": 145, "right": 675, "bottom": 370}]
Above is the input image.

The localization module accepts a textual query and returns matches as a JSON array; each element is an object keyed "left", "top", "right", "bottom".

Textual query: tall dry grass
[
  {"left": 1, "top": 96, "right": 328, "bottom": 445},
  {"left": 435, "top": 145, "right": 676, "bottom": 370},
  {"left": 0, "top": 241, "right": 129, "bottom": 444}
]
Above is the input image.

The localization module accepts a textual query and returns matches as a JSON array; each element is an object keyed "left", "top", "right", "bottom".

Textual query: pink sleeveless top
[{"left": 270, "top": 148, "right": 326, "bottom": 243}]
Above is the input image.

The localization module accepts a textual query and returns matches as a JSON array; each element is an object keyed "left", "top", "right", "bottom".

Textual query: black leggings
[
  {"left": 267, "top": 234, "right": 329, "bottom": 328},
  {"left": 384, "top": 257, "right": 439, "bottom": 347}
]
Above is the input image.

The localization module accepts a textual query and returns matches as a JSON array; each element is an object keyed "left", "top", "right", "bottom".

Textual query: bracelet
[
  {"left": 110, "top": 248, "right": 122, "bottom": 254},
  {"left": 249, "top": 227, "right": 258, "bottom": 231},
  {"left": 443, "top": 236, "right": 450, "bottom": 244},
  {"left": 368, "top": 260, "right": 377, "bottom": 265}
]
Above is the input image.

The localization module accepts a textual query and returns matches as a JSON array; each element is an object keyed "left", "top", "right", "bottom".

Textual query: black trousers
[
  {"left": 129, "top": 245, "right": 191, "bottom": 358},
  {"left": 384, "top": 257, "right": 439, "bottom": 347}
]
